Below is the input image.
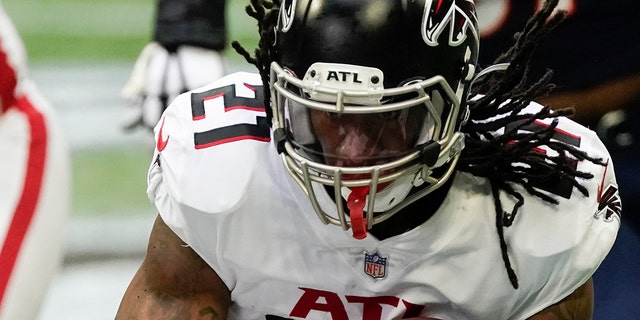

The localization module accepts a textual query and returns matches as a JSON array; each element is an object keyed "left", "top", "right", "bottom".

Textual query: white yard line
[{"left": 38, "top": 258, "right": 142, "bottom": 320}]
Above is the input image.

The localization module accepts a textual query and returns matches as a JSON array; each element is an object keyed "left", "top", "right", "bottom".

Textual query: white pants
[{"left": 0, "top": 83, "right": 70, "bottom": 320}]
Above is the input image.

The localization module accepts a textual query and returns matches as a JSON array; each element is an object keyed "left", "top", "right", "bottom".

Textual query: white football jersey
[{"left": 148, "top": 72, "right": 620, "bottom": 320}]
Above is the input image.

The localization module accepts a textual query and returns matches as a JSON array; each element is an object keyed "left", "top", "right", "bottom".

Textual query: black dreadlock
[
  {"left": 231, "top": 0, "right": 281, "bottom": 125},
  {"left": 459, "top": 0, "right": 605, "bottom": 288},
  {"left": 232, "top": 0, "right": 605, "bottom": 290}
]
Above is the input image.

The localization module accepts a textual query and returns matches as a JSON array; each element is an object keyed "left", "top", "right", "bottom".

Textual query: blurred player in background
[
  {"left": 0, "top": 3, "right": 71, "bottom": 320},
  {"left": 121, "top": 0, "right": 228, "bottom": 132},
  {"left": 476, "top": 0, "right": 640, "bottom": 318}
]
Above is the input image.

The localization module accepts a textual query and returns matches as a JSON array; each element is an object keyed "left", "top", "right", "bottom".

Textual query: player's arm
[
  {"left": 115, "top": 214, "right": 231, "bottom": 320},
  {"left": 526, "top": 278, "right": 594, "bottom": 320}
]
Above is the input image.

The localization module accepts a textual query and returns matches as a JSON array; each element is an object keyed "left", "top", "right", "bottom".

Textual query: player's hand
[{"left": 121, "top": 42, "right": 225, "bottom": 131}]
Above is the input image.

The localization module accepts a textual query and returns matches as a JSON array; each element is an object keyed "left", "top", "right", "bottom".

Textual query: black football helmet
[{"left": 269, "top": 0, "right": 479, "bottom": 238}]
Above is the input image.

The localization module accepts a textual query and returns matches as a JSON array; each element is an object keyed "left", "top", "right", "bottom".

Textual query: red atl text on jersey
[{"left": 269, "top": 287, "right": 432, "bottom": 319}]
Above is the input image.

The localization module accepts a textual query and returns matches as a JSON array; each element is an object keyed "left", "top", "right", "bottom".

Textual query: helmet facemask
[
  {"left": 268, "top": 0, "right": 478, "bottom": 239},
  {"left": 271, "top": 62, "right": 466, "bottom": 239}
]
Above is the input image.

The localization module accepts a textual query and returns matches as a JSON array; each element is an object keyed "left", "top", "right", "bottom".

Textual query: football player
[
  {"left": 121, "top": 0, "right": 228, "bottom": 131},
  {"left": 116, "top": 0, "right": 619, "bottom": 319},
  {"left": 0, "top": 4, "right": 70, "bottom": 320}
]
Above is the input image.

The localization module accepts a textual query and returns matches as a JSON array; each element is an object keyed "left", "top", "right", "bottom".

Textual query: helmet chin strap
[
  {"left": 342, "top": 174, "right": 420, "bottom": 239},
  {"left": 346, "top": 186, "right": 370, "bottom": 240}
]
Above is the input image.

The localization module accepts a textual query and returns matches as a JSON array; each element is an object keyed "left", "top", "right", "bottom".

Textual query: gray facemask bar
[
  {"left": 468, "top": 63, "right": 510, "bottom": 92},
  {"left": 270, "top": 61, "right": 465, "bottom": 231}
]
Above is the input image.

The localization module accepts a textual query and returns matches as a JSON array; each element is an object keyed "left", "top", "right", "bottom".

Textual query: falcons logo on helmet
[
  {"left": 278, "top": 0, "right": 297, "bottom": 33},
  {"left": 422, "top": 0, "right": 479, "bottom": 47}
]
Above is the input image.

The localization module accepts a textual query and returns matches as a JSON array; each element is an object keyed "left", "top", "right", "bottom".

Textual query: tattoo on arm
[
  {"left": 116, "top": 215, "right": 230, "bottom": 320},
  {"left": 199, "top": 307, "right": 219, "bottom": 319}
]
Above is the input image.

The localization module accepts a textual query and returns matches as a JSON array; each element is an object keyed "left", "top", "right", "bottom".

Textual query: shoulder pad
[
  {"left": 149, "top": 72, "right": 272, "bottom": 214},
  {"left": 503, "top": 103, "right": 620, "bottom": 300}
]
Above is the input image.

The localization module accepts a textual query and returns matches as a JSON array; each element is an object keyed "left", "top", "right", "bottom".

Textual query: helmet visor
[
  {"left": 286, "top": 100, "right": 433, "bottom": 170},
  {"left": 271, "top": 61, "right": 457, "bottom": 179}
]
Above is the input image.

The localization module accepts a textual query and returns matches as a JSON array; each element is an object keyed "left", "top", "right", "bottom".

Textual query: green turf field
[
  {"left": 71, "top": 147, "right": 154, "bottom": 216},
  {"left": 3, "top": 0, "right": 259, "bottom": 62}
]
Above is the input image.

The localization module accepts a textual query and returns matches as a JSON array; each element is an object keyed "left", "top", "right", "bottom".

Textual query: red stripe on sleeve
[{"left": 0, "top": 95, "right": 48, "bottom": 308}]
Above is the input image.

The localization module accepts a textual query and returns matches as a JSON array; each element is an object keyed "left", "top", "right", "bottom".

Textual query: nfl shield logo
[{"left": 364, "top": 251, "right": 388, "bottom": 279}]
